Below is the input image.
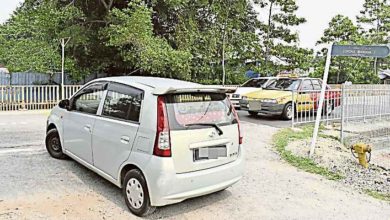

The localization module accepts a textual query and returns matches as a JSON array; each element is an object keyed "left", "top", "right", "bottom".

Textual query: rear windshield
[{"left": 165, "top": 93, "right": 236, "bottom": 130}]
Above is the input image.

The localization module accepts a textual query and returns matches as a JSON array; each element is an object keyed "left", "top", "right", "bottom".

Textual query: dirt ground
[{"left": 0, "top": 113, "right": 390, "bottom": 219}]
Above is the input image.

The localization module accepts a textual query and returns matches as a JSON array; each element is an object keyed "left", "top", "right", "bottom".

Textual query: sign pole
[
  {"left": 60, "top": 37, "right": 70, "bottom": 100},
  {"left": 61, "top": 38, "right": 65, "bottom": 100},
  {"left": 309, "top": 43, "right": 333, "bottom": 157}
]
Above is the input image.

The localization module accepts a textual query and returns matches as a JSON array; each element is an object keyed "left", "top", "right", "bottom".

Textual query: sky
[{"left": 0, "top": 0, "right": 365, "bottom": 49}]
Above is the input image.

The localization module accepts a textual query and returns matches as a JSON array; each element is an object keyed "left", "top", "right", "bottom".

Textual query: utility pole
[{"left": 60, "top": 38, "right": 70, "bottom": 99}]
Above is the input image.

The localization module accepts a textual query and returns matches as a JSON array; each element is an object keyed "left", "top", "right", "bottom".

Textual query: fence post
[
  {"left": 363, "top": 90, "right": 367, "bottom": 122},
  {"left": 291, "top": 90, "right": 295, "bottom": 128},
  {"left": 340, "top": 84, "right": 345, "bottom": 144},
  {"left": 21, "top": 86, "right": 25, "bottom": 110},
  {"left": 56, "top": 85, "right": 60, "bottom": 103},
  {"left": 379, "top": 90, "right": 382, "bottom": 120}
]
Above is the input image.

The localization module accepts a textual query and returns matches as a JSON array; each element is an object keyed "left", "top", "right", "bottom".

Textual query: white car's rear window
[{"left": 165, "top": 93, "right": 236, "bottom": 130}]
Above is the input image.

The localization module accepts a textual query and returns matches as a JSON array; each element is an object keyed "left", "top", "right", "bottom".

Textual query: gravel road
[{"left": 0, "top": 111, "right": 389, "bottom": 219}]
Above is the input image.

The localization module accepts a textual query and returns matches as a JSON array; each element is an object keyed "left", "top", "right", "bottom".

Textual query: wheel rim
[
  {"left": 126, "top": 178, "right": 144, "bottom": 209},
  {"left": 286, "top": 105, "right": 292, "bottom": 119},
  {"left": 50, "top": 137, "right": 60, "bottom": 152}
]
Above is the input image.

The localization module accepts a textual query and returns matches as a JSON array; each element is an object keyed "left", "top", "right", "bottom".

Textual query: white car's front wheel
[
  {"left": 45, "top": 128, "right": 67, "bottom": 159},
  {"left": 123, "top": 169, "right": 155, "bottom": 217}
]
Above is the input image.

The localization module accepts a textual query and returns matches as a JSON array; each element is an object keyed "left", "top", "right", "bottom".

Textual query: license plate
[
  {"left": 248, "top": 101, "right": 261, "bottom": 111},
  {"left": 194, "top": 146, "right": 227, "bottom": 161}
]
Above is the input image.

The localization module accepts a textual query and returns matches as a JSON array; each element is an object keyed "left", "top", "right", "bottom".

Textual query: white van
[{"left": 45, "top": 77, "right": 244, "bottom": 216}]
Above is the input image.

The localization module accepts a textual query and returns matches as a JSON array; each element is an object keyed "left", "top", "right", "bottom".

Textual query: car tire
[
  {"left": 281, "top": 103, "right": 293, "bottom": 120},
  {"left": 123, "top": 169, "right": 156, "bottom": 217},
  {"left": 45, "top": 128, "right": 67, "bottom": 159},
  {"left": 248, "top": 111, "right": 258, "bottom": 116}
]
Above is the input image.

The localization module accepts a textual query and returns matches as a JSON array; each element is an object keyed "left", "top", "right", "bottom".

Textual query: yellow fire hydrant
[{"left": 351, "top": 143, "right": 372, "bottom": 168}]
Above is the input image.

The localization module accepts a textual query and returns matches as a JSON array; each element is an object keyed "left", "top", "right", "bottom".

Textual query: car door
[
  {"left": 92, "top": 83, "right": 143, "bottom": 179},
  {"left": 297, "top": 79, "right": 314, "bottom": 113},
  {"left": 62, "top": 82, "right": 106, "bottom": 164}
]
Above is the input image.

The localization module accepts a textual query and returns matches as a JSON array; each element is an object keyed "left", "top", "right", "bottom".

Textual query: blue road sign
[{"left": 331, "top": 45, "right": 390, "bottom": 58}]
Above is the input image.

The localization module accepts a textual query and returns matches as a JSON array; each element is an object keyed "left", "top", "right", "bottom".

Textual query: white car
[
  {"left": 45, "top": 77, "right": 244, "bottom": 216},
  {"left": 230, "top": 77, "right": 276, "bottom": 109}
]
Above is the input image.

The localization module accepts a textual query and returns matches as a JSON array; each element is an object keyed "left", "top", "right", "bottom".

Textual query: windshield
[
  {"left": 165, "top": 93, "right": 236, "bottom": 130},
  {"left": 265, "top": 79, "right": 300, "bottom": 91},
  {"left": 242, "top": 78, "right": 269, "bottom": 88}
]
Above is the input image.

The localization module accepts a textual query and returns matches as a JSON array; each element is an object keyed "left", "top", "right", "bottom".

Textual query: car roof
[
  {"left": 93, "top": 76, "right": 200, "bottom": 89},
  {"left": 277, "top": 77, "right": 319, "bottom": 80},
  {"left": 251, "top": 77, "right": 277, "bottom": 79}
]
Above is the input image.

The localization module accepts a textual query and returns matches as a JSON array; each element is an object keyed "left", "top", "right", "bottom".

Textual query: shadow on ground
[{"left": 67, "top": 158, "right": 232, "bottom": 219}]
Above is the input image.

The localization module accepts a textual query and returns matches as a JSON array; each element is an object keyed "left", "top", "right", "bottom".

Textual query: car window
[
  {"left": 301, "top": 80, "right": 314, "bottom": 91},
  {"left": 72, "top": 83, "right": 106, "bottom": 114},
  {"left": 102, "top": 83, "right": 143, "bottom": 122},
  {"left": 312, "top": 79, "right": 322, "bottom": 90},
  {"left": 165, "top": 93, "right": 235, "bottom": 130},
  {"left": 265, "top": 79, "right": 300, "bottom": 91},
  {"left": 242, "top": 78, "right": 269, "bottom": 88}
]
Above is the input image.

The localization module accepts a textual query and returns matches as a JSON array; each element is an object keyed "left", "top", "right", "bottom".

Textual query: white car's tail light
[{"left": 153, "top": 96, "right": 171, "bottom": 157}]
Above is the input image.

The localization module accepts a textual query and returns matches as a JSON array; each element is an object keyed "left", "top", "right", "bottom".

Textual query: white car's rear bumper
[{"left": 144, "top": 145, "right": 244, "bottom": 206}]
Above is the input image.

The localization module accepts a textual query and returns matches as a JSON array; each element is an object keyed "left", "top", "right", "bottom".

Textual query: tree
[
  {"left": 0, "top": 0, "right": 84, "bottom": 79},
  {"left": 357, "top": 0, "right": 390, "bottom": 43},
  {"left": 103, "top": 1, "right": 192, "bottom": 79},
  {"left": 314, "top": 15, "right": 378, "bottom": 84},
  {"left": 317, "top": 15, "right": 358, "bottom": 44},
  {"left": 0, "top": 0, "right": 260, "bottom": 84},
  {"left": 357, "top": 0, "right": 390, "bottom": 75},
  {"left": 172, "top": 0, "right": 260, "bottom": 84},
  {"left": 254, "top": 0, "right": 309, "bottom": 75}
]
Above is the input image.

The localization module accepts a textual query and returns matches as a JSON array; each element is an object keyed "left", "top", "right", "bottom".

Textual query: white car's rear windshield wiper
[{"left": 184, "top": 123, "right": 224, "bottom": 135}]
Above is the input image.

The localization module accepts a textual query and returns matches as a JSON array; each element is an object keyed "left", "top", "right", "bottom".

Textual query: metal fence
[
  {"left": 292, "top": 89, "right": 342, "bottom": 126},
  {"left": 0, "top": 84, "right": 235, "bottom": 112},
  {"left": 0, "top": 85, "right": 81, "bottom": 111},
  {"left": 292, "top": 85, "right": 390, "bottom": 127}
]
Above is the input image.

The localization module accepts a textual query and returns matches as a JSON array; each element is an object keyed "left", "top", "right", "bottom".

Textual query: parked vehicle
[
  {"left": 229, "top": 77, "right": 276, "bottom": 109},
  {"left": 45, "top": 77, "right": 244, "bottom": 216},
  {"left": 239, "top": 77, "right": 340, "bottom": 120}
]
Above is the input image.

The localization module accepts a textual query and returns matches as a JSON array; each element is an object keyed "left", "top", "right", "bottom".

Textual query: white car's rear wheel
[{"left": 123, "top": 169, "right": 155, "bottom": 216}]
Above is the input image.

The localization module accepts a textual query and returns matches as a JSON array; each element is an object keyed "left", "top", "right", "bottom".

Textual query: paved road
[
  {"left": 237, "top": 110, "right": 290, "bottom": 128},
  {"left": 0, "top": 111, "right": 46, "bottom": 152},
  {"left": 1, "top": 111, "right": 389, "bottom": 219}
]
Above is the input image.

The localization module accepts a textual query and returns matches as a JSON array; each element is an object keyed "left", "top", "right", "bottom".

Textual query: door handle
[
  {"left": 120, "top": 136, "right": 130, "bottom": 144},
  {"left": 84, "top": 125, "right": 92, "bottom": 133}
]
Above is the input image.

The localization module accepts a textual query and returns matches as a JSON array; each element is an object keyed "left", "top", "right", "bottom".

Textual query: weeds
[{"left": 273, "top": 125, "right": 344, "bottom": 180}]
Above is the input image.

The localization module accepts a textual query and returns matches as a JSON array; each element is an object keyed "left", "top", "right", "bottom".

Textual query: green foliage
[
  {"left": 314, "top": 12, "right": 383, "bottom": 84},
  {"left": 273, "top": 126, "right": 344, "bottom": 180},
  {"left": 103, "top": 1, "right": 192, "bottom": 79},
  {"left": 0, "top": 0, "right": 83, "bottom": 77},
  {"left": 364, "top": 189, "right": 390, "bottom": 201},
  {"left": 254, "top": 0, "right": 311, "bottom": 75},
  {"left": 0, "top": 0, "right": 388, "bottom": 84}
]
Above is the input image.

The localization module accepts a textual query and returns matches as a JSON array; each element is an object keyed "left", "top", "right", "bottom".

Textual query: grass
[
  {"left": 273, "top": 125, "right": 344, "bottom": 180},
  {"left": 365, "top": 190, "right": 390, "bottom": 202}
]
